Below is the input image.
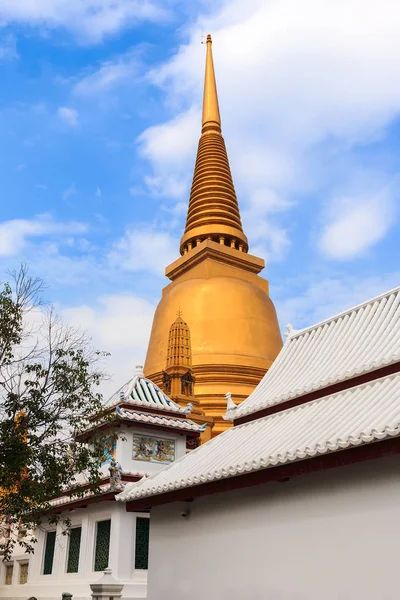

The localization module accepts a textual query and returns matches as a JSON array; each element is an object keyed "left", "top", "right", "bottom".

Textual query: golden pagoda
[
  {"left": 163, "top": 312, "right": 213, "bottom": 441},
  {"left": 144, "top": 34, "right": 282, "bottom": 436}
]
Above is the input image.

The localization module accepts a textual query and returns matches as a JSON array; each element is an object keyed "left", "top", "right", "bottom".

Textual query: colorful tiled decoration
[{"left": 132, "top": 435, "right": 175, "bottom": 464}]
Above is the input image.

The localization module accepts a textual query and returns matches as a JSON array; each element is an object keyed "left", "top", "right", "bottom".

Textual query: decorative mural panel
[
  {"left": 102, "top": 437, "right": 116, "bottom": 465},
  {"left": 43, "top": 531, "right": 56, "bottom": 575},
  {"left": 94, "top": 519, "right": 111, "bottom": 572},
  {"left": 135, "top": 517, "right": 150, "bottom": 570},
  {"left": 67, "top": 527, "right": 82, "bottom": 573},
  {"left": 132, "top": 434, "right": 175, "bottom": 464},
  {"left": 4, "top": 564, "right": 13, "bottom": 585},
  {"left": 19, "top": 563, "right": 28, "bottom": 584}
]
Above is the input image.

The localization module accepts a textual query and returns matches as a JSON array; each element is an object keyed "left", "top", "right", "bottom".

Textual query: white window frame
[
  {"left": 18, "top": 560, "right": 29, "bottom": 585},
  {"left": 41, "top": 528, "right": 57, "bottom": 576},
  {"left": 3, "top": 561, "right": 14, "bottom": 586},
  {"left": 65, "top": 524, "right": 83, "bottom": 575},
  {"left": 92, "top": 516, "right": 112, "bottom": 573}
]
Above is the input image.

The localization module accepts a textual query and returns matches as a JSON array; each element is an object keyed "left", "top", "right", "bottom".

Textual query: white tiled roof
[
  {"left": 105, "top": 365, "right": 192, "bottom": 415},
  {"left": 117, "top": 373, "right": 400, "bottom": 503},
  {"left": 51, "top": 470, "right": 147, "bottom": 508},
  {"left": 233, "top": 286, "right": 400, "bottom": 420},
  {"left": 50, "top": 483, "right": 113, "bottom": 507},
  {"left": 116, "top": 406, "right": 205, "bottom": 433},
  {"left": 71, "top": 469, "right": 147, "bottom": 487}
]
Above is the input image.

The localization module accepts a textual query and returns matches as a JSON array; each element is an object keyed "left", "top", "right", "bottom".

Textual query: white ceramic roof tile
[
  {"left": 71, "top": 469, "right": 147, "bottom": 487},
  {"left": 116, "top": 406, "right": 205, "bottom": 433},
  {"left": 117, "top": 373, "right": 400, "bottom": 502},
  {"left": 105, "top": 366, "right": 192, "bottom": 415},
  {"left": 234, "top": 286, "right": 400, "bottom": 419},
  {"left": 50, "top": 484, "right": 113, "bottom": 507},
  {"left": 52, "top": 471, "right": 147, "bottom": 507}
]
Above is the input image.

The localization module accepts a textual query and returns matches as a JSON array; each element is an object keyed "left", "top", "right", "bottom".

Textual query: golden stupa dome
[
  {"left": 147, "top": 275, "right": 281, "bottom": 374},
  {"left": 144, "top": 35, "right": 282, "bottom": 436}
]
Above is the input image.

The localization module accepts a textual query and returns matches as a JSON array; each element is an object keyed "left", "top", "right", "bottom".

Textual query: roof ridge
[
  {"left": 288, "top": 285, "right": 400, "bottom": 340},
  {"left": 105, "top": 375, "right": 192, "bottom": 415},
  {"left": 117, "top": 371, "right": 400, "bottom": 505},
  {"left": 236, "top": 371, "right": 400, "bottom": 429}
]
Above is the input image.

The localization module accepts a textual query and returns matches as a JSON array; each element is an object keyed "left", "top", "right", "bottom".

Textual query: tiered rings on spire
[{"left": 179, "top": 35, "right": 248, "bottom": 255}]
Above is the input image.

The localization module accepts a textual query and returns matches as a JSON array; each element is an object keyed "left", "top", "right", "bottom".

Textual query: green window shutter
[
  {"left": 94, "top": 520, "right": 111, "bottom": 572},
  {"left": 135, "top": 517, "right": 150, "bottom": 570},
  {"left": 43, "top": 531, "right": 56, "bottom": 575},
  {"left": 66, "top": 527, "right": 82, "bottom": 573}
]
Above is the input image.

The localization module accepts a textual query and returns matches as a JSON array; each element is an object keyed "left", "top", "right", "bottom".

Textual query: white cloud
[
  {"left": 62, "top": 293, "right": 156, "bottom": 398},
  {"left": 275, "top": 271, "right": 400, "bottom": 332},
  {"left": 143, "top": 175, "right": 188, "bottom": 201},
  {"left": 62, "top": 183, "right": 78, "bottom": 200},
  {"left": 250, "top": 226, "right": 290, "bottom": 264},
  {"left": 318, "top": 187, "right": 397, "bottom": 260},
  {"left": 73, "top": 50, "right": 140, "bottom": 95},
  {"left": 57, "top": 106, "right": 79, "bottom": 126},
  {"left": 0, "top": 0, "right": 169, "bottom": 43},
  {"left": 241, "top": 189, "right": 292, "bottom": 262},
  {"left": 0, "top": 214, "right": 86, "bottom": 257},
  {"left": 0, "top": 33, "right": 18, "bottom": 61},
  {"left": 137, "top": 107, "right": 199, "bottom": 200},
  {"left": 138, "top": 107, "right": 199, "bottom": 168},
  {"left": 138, "top": 0, "right": 400, "bottom": 259},
  {"left": 109, "top": 228, "right": 178, "bottom": 276}
]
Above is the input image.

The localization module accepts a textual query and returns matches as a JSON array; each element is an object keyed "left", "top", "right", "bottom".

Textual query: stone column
[{"left": 90, "top": 568, "right": 124, "bottom": 600}]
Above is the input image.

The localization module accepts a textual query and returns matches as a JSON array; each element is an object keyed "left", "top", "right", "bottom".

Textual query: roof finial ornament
[
  {"left": 223, "top": 392, "right": 237, "bottom": 420},
  {"left": 176, "top": 307, "right": 183, "bottom": 318},
  {"left": 133, "top": 365, "right": 144, "bottom": 377},
  {"left": 284, "top": 323, "right": 297, "bottom": 339},
  {"left": 225, "top": 392, "right": 236, "bottom": 411},
  {"left": 202, "top": 33, "right": 221, "bottom": 135}
]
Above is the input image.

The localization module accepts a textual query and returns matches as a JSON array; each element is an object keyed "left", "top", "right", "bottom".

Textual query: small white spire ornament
[
  {"left": 223, "top": 392, "right": 237, "bottom": 420},
  {"left": 225, "top": 392, "right": 236, "bottom": 411},
  {"left": 284, "top": 323, "right": 297, "bottom": 338}
]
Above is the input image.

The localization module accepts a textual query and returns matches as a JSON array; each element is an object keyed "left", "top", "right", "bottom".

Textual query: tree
[{"left": 0, "top": 265, "right": 112, "bottom": 559}]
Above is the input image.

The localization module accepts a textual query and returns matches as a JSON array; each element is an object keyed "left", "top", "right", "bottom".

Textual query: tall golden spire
[
  {"left": 202, "top": 34, "right": 221, "bottom": 135},
  {"left": 145, "top": 33, "right": 283, "bottom": 440},
  {"left": 179, "top": 34, "right": 248, "bottom": 255}
]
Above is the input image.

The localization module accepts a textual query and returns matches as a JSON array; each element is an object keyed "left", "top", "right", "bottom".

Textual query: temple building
[
  {"left": 2, "top": 31, "right": 399, "bottom": 600},
  {"left": 144, "top": 35, "right": 282, "bottom": 436},
  {"left": 0, "top": 367, "right": 202, "bottom": 600},
  {"left": 119, "top": 286, "right": 400, "bottom": 600}
]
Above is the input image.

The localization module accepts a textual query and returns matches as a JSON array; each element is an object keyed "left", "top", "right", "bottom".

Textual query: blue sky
[{"left": 1, "top": 0, "right": 399, "bottom": 394}]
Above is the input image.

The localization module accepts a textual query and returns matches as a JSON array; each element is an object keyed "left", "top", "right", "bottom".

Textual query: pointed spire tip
[{"left": 202, "top": 31, "right": 221, "bottom": 135}]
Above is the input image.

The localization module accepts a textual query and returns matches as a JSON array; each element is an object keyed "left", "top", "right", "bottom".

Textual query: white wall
[
  {"left": 0, "top": 423, "right": 186, "bottom": 600},
  {"left": 0, "top": 502, "right": 148, "bottom": 600},
  {"left": 116, "top": 426, "right": 187, "bottom": 476},
  {"left": 147, "top": 455, "right": 400, "bottom": 600}
]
